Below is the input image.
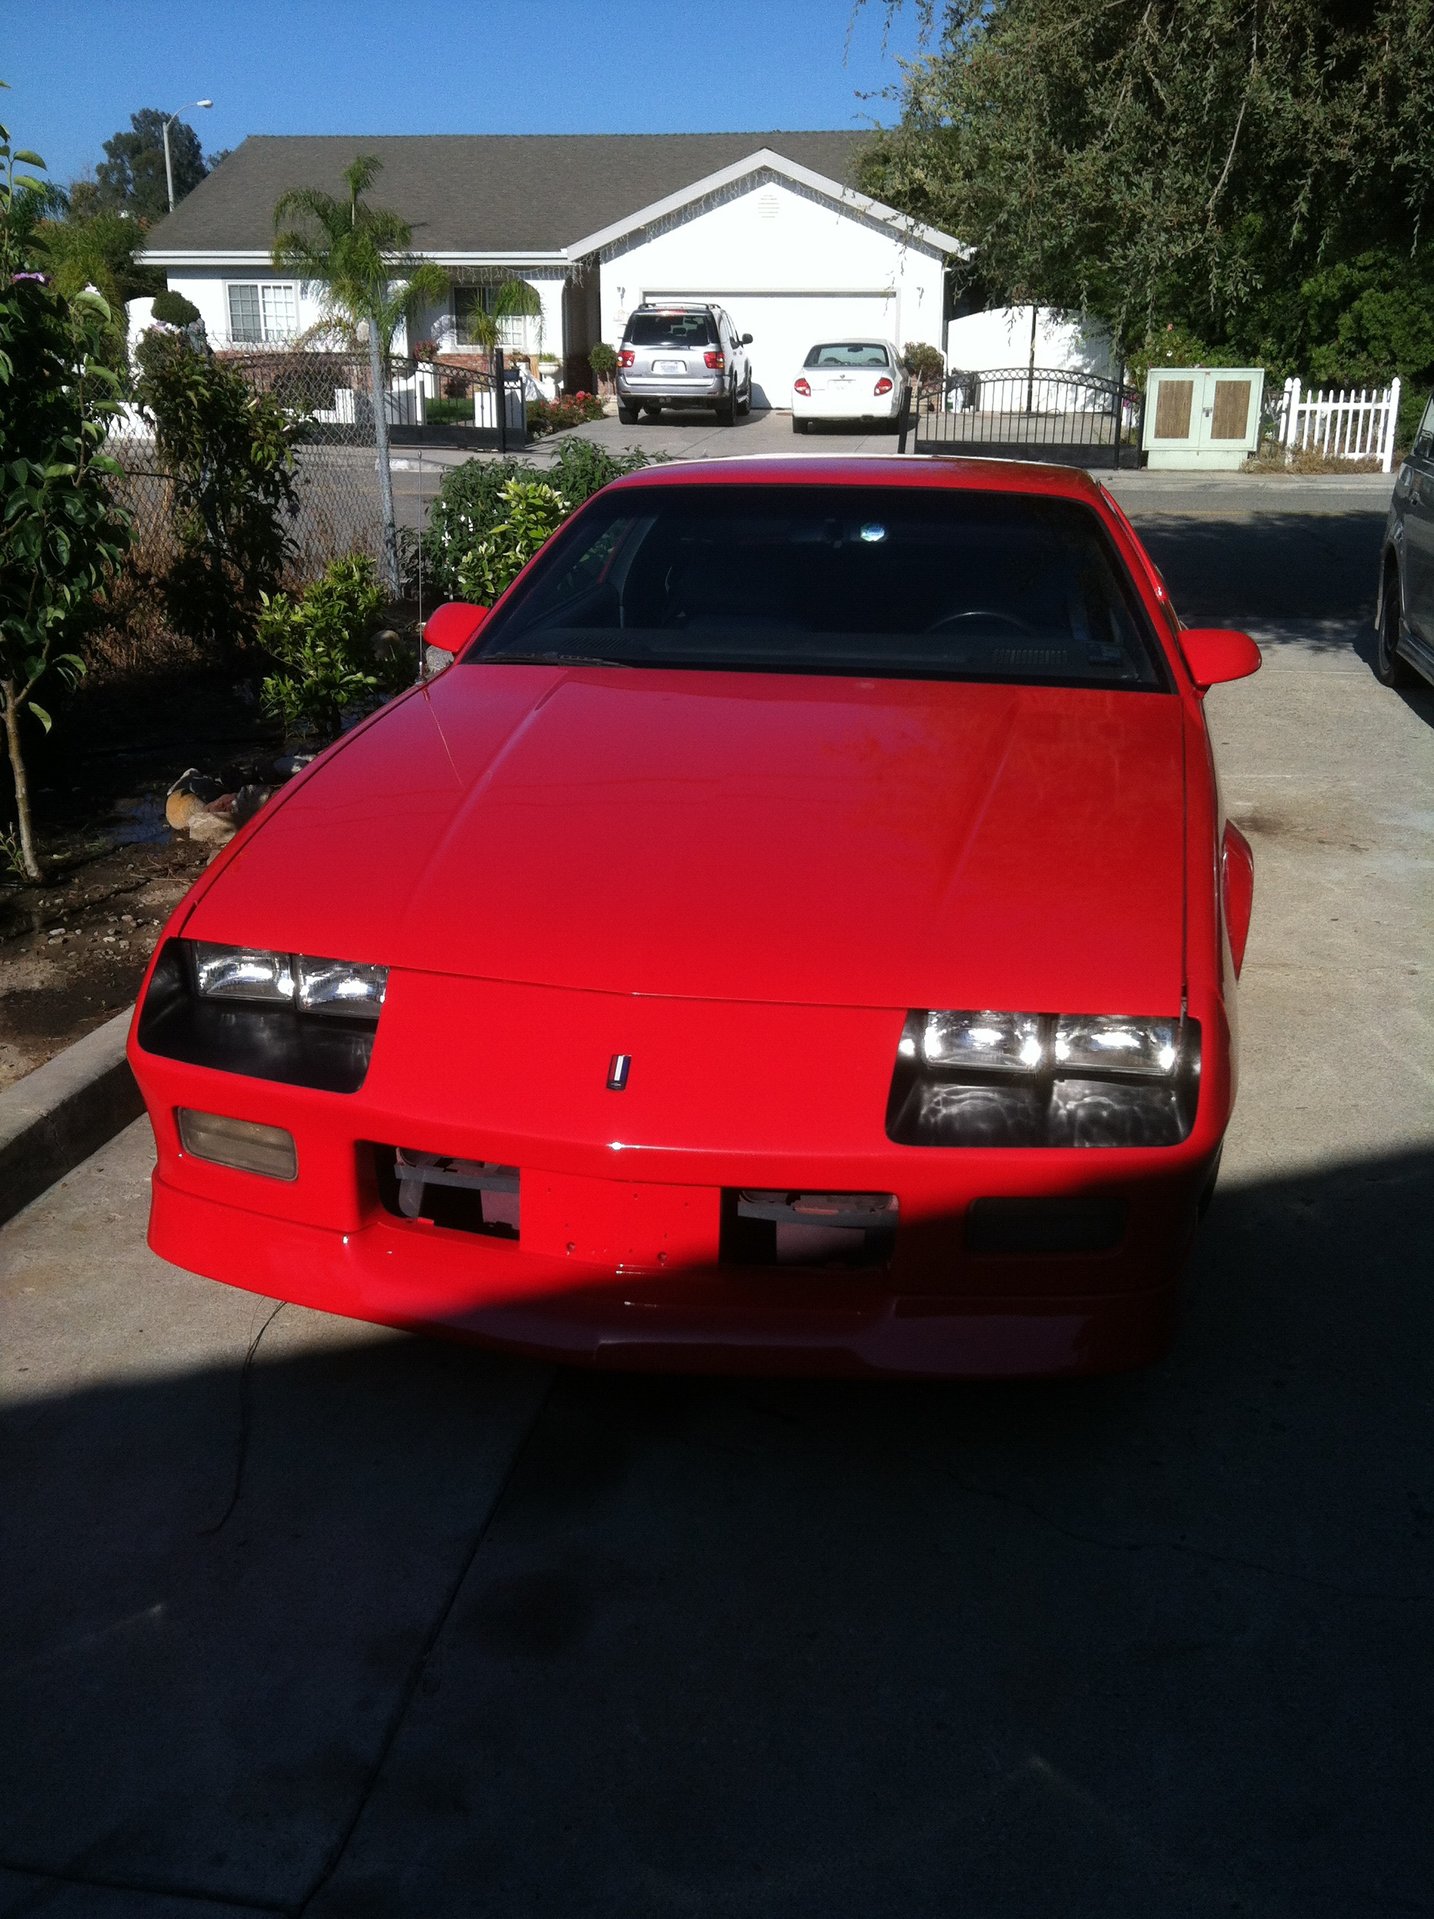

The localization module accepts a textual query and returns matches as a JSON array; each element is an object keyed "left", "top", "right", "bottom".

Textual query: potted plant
[{"left": 588, "top": 340, "right": 617, "bottom": 396}]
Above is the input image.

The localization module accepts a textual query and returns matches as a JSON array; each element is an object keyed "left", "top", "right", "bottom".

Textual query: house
[{"left": 140, "top": 132, "right": 964, "bottom": 407}]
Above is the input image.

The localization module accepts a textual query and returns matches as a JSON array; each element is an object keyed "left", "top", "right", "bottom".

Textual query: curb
[{"left": 0, "top": 1008, "right": 142, "bottom": 1228}]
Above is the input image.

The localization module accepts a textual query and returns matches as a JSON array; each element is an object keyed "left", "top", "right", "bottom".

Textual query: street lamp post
[{"left": 163, "top": 99, "right": 213, "bottom": 213}]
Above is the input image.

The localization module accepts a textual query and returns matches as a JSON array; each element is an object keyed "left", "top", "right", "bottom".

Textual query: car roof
[{"left": 605, "top": 454, "right": 1111, "bottom": 504}]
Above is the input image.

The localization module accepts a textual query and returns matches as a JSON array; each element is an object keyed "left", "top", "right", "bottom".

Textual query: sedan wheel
[{"left": 792, "top": 415, "right": 807, "bottom": 434}]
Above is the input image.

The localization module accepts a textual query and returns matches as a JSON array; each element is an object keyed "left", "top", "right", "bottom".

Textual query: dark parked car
[{"left": 1376, "top": 392, "right": 1434, "bottom": 688}]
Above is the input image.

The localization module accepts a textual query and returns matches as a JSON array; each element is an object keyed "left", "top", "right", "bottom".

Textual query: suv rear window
[
  {"left": 469, "top": 484, "right": 1168, "bottom": 690},
  {"left": 625, "top": 311, "right": 718, "bottom": 349}
]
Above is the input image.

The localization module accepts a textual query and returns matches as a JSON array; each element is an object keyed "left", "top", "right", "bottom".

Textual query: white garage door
[{"left": 643, "top": 291, "right": 897, "bottom": 409}]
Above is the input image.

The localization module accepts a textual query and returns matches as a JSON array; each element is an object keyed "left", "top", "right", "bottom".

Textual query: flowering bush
[{"left": 526, "top": 389, "right": 606, "bottom": 439}]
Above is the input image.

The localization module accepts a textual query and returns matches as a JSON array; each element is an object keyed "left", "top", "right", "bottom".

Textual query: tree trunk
[
  {"left": 2, "top": 683, "right": 43, "bottom": 883},
  {"left": 368, "top": 317, "right": 400, "bottom": 597}
]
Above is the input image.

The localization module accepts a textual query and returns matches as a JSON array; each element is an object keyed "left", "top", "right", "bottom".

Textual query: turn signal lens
[
  {"left": 177, "top": 1109, "right": 297, "bottom": 1180},
  {"left": 923, "top": 1011, "right": 1044, "bottom": 1073}
]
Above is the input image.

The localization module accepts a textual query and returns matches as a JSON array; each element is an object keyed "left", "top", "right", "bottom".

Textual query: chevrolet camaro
[{"left": 129, "top": 456, "right": 1260, "bottom": 1377}]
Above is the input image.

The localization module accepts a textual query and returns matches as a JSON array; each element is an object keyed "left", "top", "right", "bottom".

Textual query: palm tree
[{"left": 272, "top": 155, "right": 448, "bottom": 593}]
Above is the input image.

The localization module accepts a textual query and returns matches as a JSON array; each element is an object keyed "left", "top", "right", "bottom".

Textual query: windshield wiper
[{"left": 478, "top": 651, "right": 634, "bottom": 668}]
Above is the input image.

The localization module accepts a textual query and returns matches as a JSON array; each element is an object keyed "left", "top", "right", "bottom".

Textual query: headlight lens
[
  {"left": 889, "top": 1010, "right": 1198, "bottom": 1148},
  {"left": 191, "top": 943, "right": 386, "bottom": 1022},
  {"left": 922, "top": 1010, "right": 1044, "bottom": 1073},
  {"left": 192, "top": 943, "right": 294, "bottom": 1004},
  {"left": 1053, "top": 1015, "right": 1179, "bottom": 1076},
  {"left": 295, "top": 955, "right": 388, "bottom": 1017}
]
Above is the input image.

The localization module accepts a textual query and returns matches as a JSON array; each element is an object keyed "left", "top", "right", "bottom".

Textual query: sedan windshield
[{"left": 468, "top": 484, "right": 1166, "bottom": 689}]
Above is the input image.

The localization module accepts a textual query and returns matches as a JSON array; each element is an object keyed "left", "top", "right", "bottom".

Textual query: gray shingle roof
[{"left": 144, "top": 131, "right": 876, "bottom": 254}]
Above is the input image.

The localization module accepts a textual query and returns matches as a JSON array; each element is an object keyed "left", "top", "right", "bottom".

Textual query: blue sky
[{"left": 6, "top": 0, "right": 925, "bottom": 188}]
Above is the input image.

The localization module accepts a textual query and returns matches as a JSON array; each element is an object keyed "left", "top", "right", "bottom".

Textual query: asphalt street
[{"left": 2, "top": 470, "right": 1431, "bottom": 1918}]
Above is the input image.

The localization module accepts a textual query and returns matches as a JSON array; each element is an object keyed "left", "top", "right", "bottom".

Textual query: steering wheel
[{"left": 925, "top": 609, "right": 1033, "bottom": 635}]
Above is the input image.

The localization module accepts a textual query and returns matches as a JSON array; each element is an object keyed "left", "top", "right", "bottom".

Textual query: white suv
[{"left": 616, "top": 304, "right": 754, "bottom": 426}]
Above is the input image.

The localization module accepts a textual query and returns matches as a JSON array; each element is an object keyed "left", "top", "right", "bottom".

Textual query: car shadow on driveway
[{"left": 2, "top": 1144, "right": 1431, "bottom": 1918}]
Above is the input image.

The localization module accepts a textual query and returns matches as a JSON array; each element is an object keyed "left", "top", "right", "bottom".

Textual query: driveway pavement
[{"left": 2, "top": 497, "right": 1431, "bottom": 1917}]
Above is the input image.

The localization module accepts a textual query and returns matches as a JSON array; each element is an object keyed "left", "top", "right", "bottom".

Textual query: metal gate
[{"left": 899, "top": 366, "right": 1142, "bottom": 468}]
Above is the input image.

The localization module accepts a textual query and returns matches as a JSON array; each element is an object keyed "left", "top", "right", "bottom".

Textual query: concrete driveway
[{"left": 3, "top": 492, "right": 1431, "bottom": 1917}]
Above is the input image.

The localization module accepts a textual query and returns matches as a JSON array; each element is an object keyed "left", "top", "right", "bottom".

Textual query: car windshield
[
  {"left": 805, "top": 343, "right": 891, "bottom": 368},
  {"left": 467, "top": 484, "right": 1167, "bottom": 689},
  {"left": 625, "top": 312, "right": 717, "bottom": 349}
]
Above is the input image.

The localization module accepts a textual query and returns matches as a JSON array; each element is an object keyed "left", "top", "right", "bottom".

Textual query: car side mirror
[
  {"left": 1178, "top": 627, "right": 1262, "bottom": 690},
  {"left": 423, "top": 601, "right": 488, "bottom": 657},
  {"left": 741, "top": 333, "right": 753, "bottom": 345}
]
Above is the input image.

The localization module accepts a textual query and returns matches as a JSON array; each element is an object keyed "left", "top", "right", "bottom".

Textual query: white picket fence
[{"left": 1275, "top": 376, "right": 1400, "bottom": 471}]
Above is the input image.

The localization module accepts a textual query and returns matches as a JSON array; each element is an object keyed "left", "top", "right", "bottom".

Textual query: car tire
[
  {"left": 643, "top": 404, "right": 663, "bottom": 420},
  {"left": 617, "top": 400, "right": 641, "bottom": 425},
  {"left": 739, "top": 372, "right": 753, "bottom": 417},
  {"left": 716, "top": 383, "right": 737, "bottom": 427},
  {"left": 792, "top": 415, "right": 807, "bottom": 435},
  {"left": 1376, "top": 565, "right": 1416, "bottom": 687}
]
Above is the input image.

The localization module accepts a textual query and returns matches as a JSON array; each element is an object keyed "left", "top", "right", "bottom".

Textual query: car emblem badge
[{"left": 607, "top": 1053, "right": 632, "bottom": 1091}]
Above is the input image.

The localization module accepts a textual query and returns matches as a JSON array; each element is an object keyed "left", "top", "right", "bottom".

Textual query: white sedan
[{"left": 791, "top": 340, "right": 907, "bottom": 432}]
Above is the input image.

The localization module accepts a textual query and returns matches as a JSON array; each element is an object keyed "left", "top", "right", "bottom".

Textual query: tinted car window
[
  {"left": 625, "top": 312, "right": 717, "bottom": 349},
  {"left": 470, "top": 486, "right": 1166, "bottom": 690},
  {"left": 804, "top": 343, "right": 892, "bottom": 369}
]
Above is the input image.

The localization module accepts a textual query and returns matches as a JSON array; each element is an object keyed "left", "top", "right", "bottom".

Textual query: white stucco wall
[
  {"left": 407, "top": 269, "right": 567, "bottom": 363},
  {"left": 159, "top": 266, "right": 569, "bottom": 358},
  {"left": 597, "top": 173, "right": 947, "bottom": 406},
  {"left": 946, "top": 305, "right": 1116, "bottom": 379}
]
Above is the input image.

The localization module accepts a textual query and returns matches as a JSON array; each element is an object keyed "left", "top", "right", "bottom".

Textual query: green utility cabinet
[{"left": 1142, "top": 367, "right": 1265, "bottom": 469}]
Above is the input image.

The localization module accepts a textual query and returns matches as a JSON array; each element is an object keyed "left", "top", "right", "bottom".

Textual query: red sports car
[{"left": 129, "top": 456, "right": 1260, "bottom": 1377}]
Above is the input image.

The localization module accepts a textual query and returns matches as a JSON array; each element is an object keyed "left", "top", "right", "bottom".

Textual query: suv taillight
[
  {"left": 704, "top": 350, "right": 725, "bottom": 370},
  {"left": 875, "top": 376, "right": 894, "bottom": 395},
  {"left": 618, "top": 348, "right": 634, "bottom": 368}
]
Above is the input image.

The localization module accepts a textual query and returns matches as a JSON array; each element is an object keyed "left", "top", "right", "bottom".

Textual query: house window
[
  {"left": 453, "top": 282, "right": 539, "bottom": 354},
  {"left": 227, "top": 282, "right": 299, "bottom": 343}
]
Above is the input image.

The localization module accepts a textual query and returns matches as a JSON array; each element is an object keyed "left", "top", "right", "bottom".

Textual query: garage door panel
[{"left": 643, "top": 292, "right": 896, "bottom": 408}]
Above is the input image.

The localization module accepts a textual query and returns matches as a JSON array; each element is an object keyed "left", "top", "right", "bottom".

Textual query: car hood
[{"left": 185, "top": 665, "right": 1188, "bottom": 1011}]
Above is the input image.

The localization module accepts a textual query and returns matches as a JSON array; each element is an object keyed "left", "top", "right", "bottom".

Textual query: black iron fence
[{"left": 899, "top": 366, "right": 1143, "bottom": 469}]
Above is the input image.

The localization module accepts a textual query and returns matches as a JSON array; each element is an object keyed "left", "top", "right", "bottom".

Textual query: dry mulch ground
[
  {"left": 0, "top": 834, "right": 211, "bottom": 1088},
  {"left": 1, "top": 669, "right": 278, "bottom": 1091}
]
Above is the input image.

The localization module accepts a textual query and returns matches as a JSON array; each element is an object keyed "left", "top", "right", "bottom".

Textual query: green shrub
[
  {"left": 454, "top": 479, "right": 570, "bottom": 605},
  {"left": 258, "top": 553, "right": 404, "bottom": 741},
  {"left": 901, "top": 341, "right": 944, "bottom": 384},
  {"left": 588, "top": 341, "right": 617, "bottom": 380},
  {"left": 150, "top": 288, "right": 201, "bottom": 327},
  {"left": 416, "top": 440, "right": 661, "bottom": 602},
  {"left": 424, "top": 395, "right": 473, "bottom": 424},
  {"left": 135, "top": 327, "right": 299, "bottom": 653},
  {"left": 527, "top": 390, "right": 605, "bottom": 439},
  {"left": 2, "top": 118, "right": 133, "bottom": 880}
]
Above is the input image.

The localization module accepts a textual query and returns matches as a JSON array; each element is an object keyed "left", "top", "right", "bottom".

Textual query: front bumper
[{"left": 131, "top": 969, "right": 1227, "bottom": 1377}]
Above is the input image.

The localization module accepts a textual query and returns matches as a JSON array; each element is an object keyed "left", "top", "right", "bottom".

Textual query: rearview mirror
[
  {"left": 1178, "top": 627, "right": 1262, "bottom": 690},
  {"left": 740, "top": 333, "right": 753, "bottom": 345},
  {"left": 423, "top": 601, "right": 488, "bottom": 657}
]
